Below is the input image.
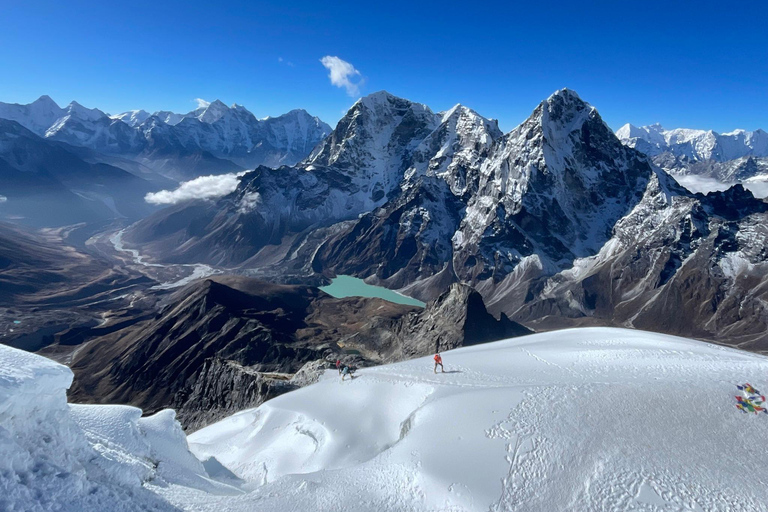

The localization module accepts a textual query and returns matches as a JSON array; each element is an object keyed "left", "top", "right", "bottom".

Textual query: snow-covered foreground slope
[
  {"left": 0, "top": 344, "right": 239, "bottom": 512},
  {"left": 3, "top": 328, "right": 768, "bottom": 511},
  {"left": 164, "top": 327, "right": 768, "bottom": 512}
]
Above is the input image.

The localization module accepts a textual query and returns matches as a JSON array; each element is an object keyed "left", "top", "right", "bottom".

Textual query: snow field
[
  {"left": 3, "top": 328, "right": 768, "bottom": 511},
  {"left": 163, "top": 328, "right": 768, "bottom": 511}
]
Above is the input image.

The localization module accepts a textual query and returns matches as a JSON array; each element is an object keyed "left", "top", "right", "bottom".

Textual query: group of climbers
[
  {"left": 335, "top": 350, "right": 446, "bottom": 381},
  {"left": 335, "top": 359, "right": 353, "bottom": 380}
]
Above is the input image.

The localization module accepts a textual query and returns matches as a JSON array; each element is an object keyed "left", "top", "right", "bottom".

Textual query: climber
[{"left": 434, "top": 352, "right": 444, "bottom": 374}]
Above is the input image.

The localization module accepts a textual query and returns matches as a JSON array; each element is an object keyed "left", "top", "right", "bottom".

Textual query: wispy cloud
[
  {"left": 278, "top": 56, "right": 295, "bottom": 67},
  {"left": 320, "top": 56, "right": 363, "bottom": 97},
  {"left": 745, "top": 178, "right": 768, "bottom": 199},
  {"left": 0, "top": 195, "right": 7, "bottom": 203},
  {"left": 145, "top": 173, "right": 245, "bottom": 205},
  {"left": 674, "top": 174, "right": 768, "bottom": 199},
  {"left": 194, "top": 98, "right": 210, "bottom": 109}
]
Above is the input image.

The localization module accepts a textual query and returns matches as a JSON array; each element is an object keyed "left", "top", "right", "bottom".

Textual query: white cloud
[
  {"left": 194, "top": 98, "right": 211, "bottom": 109},
  {"left": 278, "top": 56, "right": 295, "bottom": 67},
  {"left": 673, "top": 175, "right": 731, "bottom": 195},
  {"left": 0, "top": 195, "right": 7, "bottom": 203},
  {"left": 320, "top": 56, "right": 363, "bottom": 97},
  {"left": 673, "top": 174, "right": 768, "bottom": 199},
  {"left": 238, "top": 191, "right": 261, "bottom": 213},
  {"left": 744, "top": 178, "right": 768, "bottom": 199},
  {"left": 144, "top": 173, "right": 245, "bottom": 205}
]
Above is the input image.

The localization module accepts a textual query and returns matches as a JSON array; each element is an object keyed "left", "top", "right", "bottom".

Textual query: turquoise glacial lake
[{"left": 319, "top": 275, "right": 425, "bottom": 308}]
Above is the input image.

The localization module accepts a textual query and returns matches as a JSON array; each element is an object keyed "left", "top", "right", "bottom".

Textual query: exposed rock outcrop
[{"left": 68, "top": 276, "right": 528, "bottom": 429}]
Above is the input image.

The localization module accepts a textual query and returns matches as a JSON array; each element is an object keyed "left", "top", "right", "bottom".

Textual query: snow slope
[
  {"left": 159, "top": 327, "right": 768, "bottom": 512},
  {"left": 3, "top": 328, "right": 768, "bottom": 511},
  {"left": 0, "top": 344, "right": 238, "bottom": 512}
]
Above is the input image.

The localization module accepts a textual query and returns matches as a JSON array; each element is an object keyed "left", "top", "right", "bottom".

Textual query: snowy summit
[{"left": 2, "top": 328, "right": 767, "bottom": 511}]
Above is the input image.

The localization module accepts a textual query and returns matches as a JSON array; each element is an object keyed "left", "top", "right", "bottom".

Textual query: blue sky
[{"left": 1, "top": 0, "right": 766, "bottom": 132}]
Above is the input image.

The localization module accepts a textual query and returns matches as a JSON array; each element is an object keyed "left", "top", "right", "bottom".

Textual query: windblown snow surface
[{"left": 3, "top": 328, "right": 768, "bottom": 511}]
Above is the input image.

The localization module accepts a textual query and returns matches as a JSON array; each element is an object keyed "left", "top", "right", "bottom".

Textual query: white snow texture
[
  {"left": 0, "top": 344, "right": 238, "bottom": 512},
  {"left": 3, "top": 328, "right": 768, "bottom": 511}
]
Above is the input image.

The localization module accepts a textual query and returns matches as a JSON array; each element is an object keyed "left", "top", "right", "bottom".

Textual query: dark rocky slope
[
  {"left": 68, "top": 276, "right": 529, "bottom": 430},
  {"left": 0, "top": 222, "right": 153, "bottom": 353}
]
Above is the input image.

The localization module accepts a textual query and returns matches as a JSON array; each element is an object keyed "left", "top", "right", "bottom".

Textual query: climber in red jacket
[{"left": 434, "top": 352, "right": 444, "bottom": 374}]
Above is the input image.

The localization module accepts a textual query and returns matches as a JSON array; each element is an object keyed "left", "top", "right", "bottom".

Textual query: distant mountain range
[
  {"left": 0, "top": 96, "right": 331, "bottom": 227},
  {"left": 0, "top": 118, "right": 159, "bottom": 227},
  {"left": 616, "top": 123, "right": 768, "bottom": 197},
  {"left": 124, "top": 89, "right": 768, "bottom": 350},
  {"left": 0, "top": 96, "right": 332, "bottom": 178}
]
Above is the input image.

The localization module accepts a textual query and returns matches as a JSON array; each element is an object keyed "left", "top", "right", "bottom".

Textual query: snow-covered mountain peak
[
  {"left": 404, "top": 103, "right": 502, "bottom": 189},
  {"left": 306, "top": 91, "right": 439, "bottom": 172},
  {"left": 546, "top": 86, "right": 582, "bottom": 102},
  {"left": 111, "top": 109, "right": 151, "bottom": 127},
  {"left": 616, "top": 123, "right": 646, "bottom": 139},
  {"left": 617, "top": 123, "right": 768, "bottom": 162},
  {"left": 355, "top": 90, "right": 434, "bottom": 117},
  {"left": 31, "top": 94, "right": 60, "bottom": 109},
  {"left": 434, "top": 104, "right": 497, "bottom": 135},
  {"left": 63, "top": 100, "right": 106, "bottom": 122},
  {"left": 543, "top": 88, "right": 593, "bottom": 121},
  {"left": 152, "top": 110, "right": 185, "bottom": 125},
  {"left": 230, "top": 103, "right": 254, "bottom": 116},
  {"left": 193, "top": 99, "right": 231, "bottom": 123},
  {"left": 0, "top": 96, "right": 65, "bottom": 135},
  {"left": 540, "top": 88, "right": 598, "bottom": 135}
]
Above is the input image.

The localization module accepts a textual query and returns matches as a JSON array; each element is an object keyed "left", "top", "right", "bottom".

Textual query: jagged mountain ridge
[
  {"left": 0, "top": 96, "right": 332, "bottom": 179},
  {"left": 616, "top": 123, "right": 768, "bottom": 196},
  {"left": 616, "top": 123, "right": 768, "bottom": 162},
  {"left": 124, "top": 89, "right": 768, "bottom": 349}
]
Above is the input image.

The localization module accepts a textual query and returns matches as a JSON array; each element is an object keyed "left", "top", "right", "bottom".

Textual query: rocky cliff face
[
  {"left": 315, "top": 90, "right": 652, "bottom": 289},
  {"left": 122, "top": 90, "right": 768, "bottom": 351},
  {"left": 68, "top": 276, "right": 528, "bottom": 429},
  {"left": 514, "top": 178, "right": 768, "bottom": 350},
  {"left": 392, "top": 283, "right": 531, "bottom": 360}
]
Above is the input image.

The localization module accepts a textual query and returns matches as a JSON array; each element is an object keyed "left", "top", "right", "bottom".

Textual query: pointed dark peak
[
  {"left": 701, "top": 183, "right": 768, "bottom": 220},
  {"left": 541, "top": 88, "right": 594, "bottom": 125},
  {"left": 547, "top": 87, "right": 584, "bottom": 103},
  {"left": 353, "top": 90, "right": 433, "bottom": 117}
]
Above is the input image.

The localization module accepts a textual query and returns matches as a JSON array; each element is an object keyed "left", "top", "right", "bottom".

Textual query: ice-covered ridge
[
  {"left": 0, "top": 344, "right": 239, "bottom": 511},
  {"left": 617, "top": 123, "right": 768, "bottom": 161},
  {"left": 110, "top": 109, "right": 151, "bottom": 127}
]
